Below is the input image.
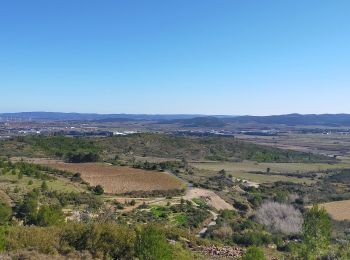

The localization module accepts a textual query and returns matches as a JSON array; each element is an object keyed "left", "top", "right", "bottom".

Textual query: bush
[
  {"left": 60, "top": 222, "right": 135, "bottom": 259},
  {"left": 234, "top": 199, "right": 249, "bottom": 211},
  {"left": 0, "top": 203, "right": 12, "bottom": 225},
  {"left": 243, "top": 246, "right": 266, "bottom": 260},
  {"left": 248, "top": 194, "right": 263, "bottom": 208},
  {"left": 233, "top": 230, "right": 272, "bottom": 246},
  {"left": 93, "top": 185, "right": 104, "bottom": 195},
  {"left": 45, "top": 191, "right": 103, "bottom": 210},
  {"left": 299, "top": 205, "right": 331, "bottom": 259},
  {"left": 41, "top": 181, "right": 48, "bottom": 192},
  {"left": 5, "top": 226, "right": 60, "bottom": 254},
  {"left": 135, "top": 225, "right": 173, "bottom": 260},
  {"left": 255, "top": 201, "right": 303, "bottom": 235},
  {"left": 0, "top": 226, "right": 6, "bottom": 252},
  {"left": 3, "top": 223, "right": 192, "bottom": 259},
  {"left": 65, "top": 152, "right": 100, "bottom": 163},
  {"left": 36, "top": 205, "right": 64, "bottom": 227},
  {"left": 15, "top": 191, "right": 39, "bottom": 225}
]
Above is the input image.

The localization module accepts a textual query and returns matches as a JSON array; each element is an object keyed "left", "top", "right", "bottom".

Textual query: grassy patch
[
  {"left": 192, "top": 198, "right": 207, "bottom": 207},
  {"left": 150, "top": 206, "right": 169, "bottom": 218},
  {"left": 173, "top": 213, "right": 188, "bottom": 226}
]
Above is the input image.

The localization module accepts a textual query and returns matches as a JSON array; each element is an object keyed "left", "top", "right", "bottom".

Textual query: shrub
[
  {"left": 248, "top": 193, "right": 263, "bottom": 208},
  {"left": 234, "top": 199, "right": 249, "bottom": 211},
  {"left": 60, "top": 222, "right": 135, "bottom": 259},
  {"left": 299, "top": 205, "right": 331, "bottom": 259},
  {"left": 233, "top": 230, "right": 272, "bottom": 246},
  {"left": 36, "top": 205, "right": 64, "bottom": 227},
  {"left": 0, "top": 203, "right": 12, "bottom": 225},
  {"left": 0, "top": 226, "right": 6, "bottom": 252},
  {"left": 15, "top": 191, "right": 39, "bottom": 225},
  {"left": 93, "top": 185, "right": 104, "bottom": 195},
  {"left": 243, "top": 246, "right": 266, "bottom": 260},
  {"left": 71, "top": 172, "right": 82, "bottom": 182},
  {"left": 41, "top": 181, "right": 48, "bottom": 192},
  {"left": 212, "top": 225, "right": 233, "bottom": 240},
  {"left": 5, "top": 226, "right": 60, "bottom": 254},
  {"left": 135, "top": 225, "right": 173, "bottom": 260},
  {"left": 65, "top": 152, "right": 100, "bottom": 163},
  {"left": 255, "top": 201, "right": 303, "bottom": 235}
]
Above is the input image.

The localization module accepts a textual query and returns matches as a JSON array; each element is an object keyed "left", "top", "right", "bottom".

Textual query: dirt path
[
  {"left": 184, "top": 188, "right": 234, "bottom": 211},
  {"left": 183, "top": 187, "right": 234, "bottom": 237},
  {"left": 197, "top": 210, "right": 219, "bottom": 237}
]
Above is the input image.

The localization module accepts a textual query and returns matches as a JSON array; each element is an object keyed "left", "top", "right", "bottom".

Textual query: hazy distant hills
[
  {"left": 0, "top": 112, "right": 207, "bottom": 121},
  {"left": 162, "top": 114, "right": 350, "bottom": 127},
  {"left": 160, "top": 116, "right": 228, "bottom": 127},
  {"left": 225, "top": 113, "right": 350, "bottom": 127},
  {"left": 1, "top": 112, "right": 350, "bottom": 126}
]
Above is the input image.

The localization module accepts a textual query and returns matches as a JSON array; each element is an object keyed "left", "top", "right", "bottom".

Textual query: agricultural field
[
  {"left": 30, "top": 160, "right": 185, "bottom": 194},
  {"left": 191, "top": 161, "right": 350, "bottom": 174},
  {"left": 190, "top": 161, "right": 350, "bottom": 184},
  {"left": 317, "top": 200, "right": 350, "bottom": 221},
  {"left": 238, "top": 133, "right": 350, "bottom": 157}
]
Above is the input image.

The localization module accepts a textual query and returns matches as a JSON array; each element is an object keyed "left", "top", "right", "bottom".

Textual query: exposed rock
[{"left": 196, "top": 245, "right": 244, "bottom": 258}]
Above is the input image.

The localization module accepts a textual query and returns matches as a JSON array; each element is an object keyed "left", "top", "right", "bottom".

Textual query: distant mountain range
[
  {"left": 0, "top": 112, "right": 350, "bottom": 126},
  {"left": 0, "top": 112, "right": 208, "bottom": 121},
  {"left": 225, "top": 113, "right": 350, "bottom": 127},
  {"left": 171, "top": 114, "right": 350, "bottom": 127}
]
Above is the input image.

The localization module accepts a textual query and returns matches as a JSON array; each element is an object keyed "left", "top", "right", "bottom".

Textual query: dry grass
[
  {"left": 32, "top": 160, "right": 184, "bottom": 194},
  {"left": 318, "top": 200, "right": 350, "bottom": 221}
]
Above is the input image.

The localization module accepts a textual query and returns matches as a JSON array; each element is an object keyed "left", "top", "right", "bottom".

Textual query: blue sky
[{"left": 0, "top": 0, "right": 349, "bottom": 115}]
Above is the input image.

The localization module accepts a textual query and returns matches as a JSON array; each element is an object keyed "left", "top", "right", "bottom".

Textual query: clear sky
[{"left": 0, "top": 1, "right": 349, "bottom": 115}]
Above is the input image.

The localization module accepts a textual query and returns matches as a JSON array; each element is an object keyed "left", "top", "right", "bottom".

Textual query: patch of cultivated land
[
  {"left": 190, "top": 161, "right": 350, "bottom": 184},
  {"left": 237, "top": 133, "right": 350, "bottom": 157},
  {"left": 30, "top": 160, "right": 184, "bottom": 194},
  {"left": 191, "top": 161, "right": 349, "bottom": 173},
  {"left": 318, "top": 200, "right": 350, "bottom": 220}
]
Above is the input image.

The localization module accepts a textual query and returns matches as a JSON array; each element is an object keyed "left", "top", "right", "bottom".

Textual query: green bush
[
  {"left": 36, "top": 205, "right": 64, "bottom": 227},
  {"left": 243, "top": 246, "right": 266, "bottom": 260},
  {"left": 41, "top": 181, "right": 48, "bottom": 192},
  {"left": 0, "top": 203, "right": 12, "bottom": 225},
  {"left": 93, "top": 185, "right": 104, "bottom": 195},
  {"left": 135, "top": 225, "right": 173, "bottom": 260},
  {"left": 233, "top": 230, "right": 272, "bottom": 246},
  {"left": 0, "top": 226, "right": 7, "bottom": 252},
  {"left": 5, "top": 226, "right": 60, "bottom": 254},
  {"left": 60, "top": 222, "right": 135, "bottom": 259},
  {"left": 299, "top": 205, "right": 331, "bottom": 259},
  {"left": 65, "top": 152, "right": 100, "bottom": 163},
  {"left": 15, "top": 191, "right": 39, "bottom": 225}
]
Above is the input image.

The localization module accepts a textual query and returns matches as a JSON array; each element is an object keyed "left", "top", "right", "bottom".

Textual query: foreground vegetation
[{"left": 1, "top": 133, "right": 350, "bottom": 259}]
